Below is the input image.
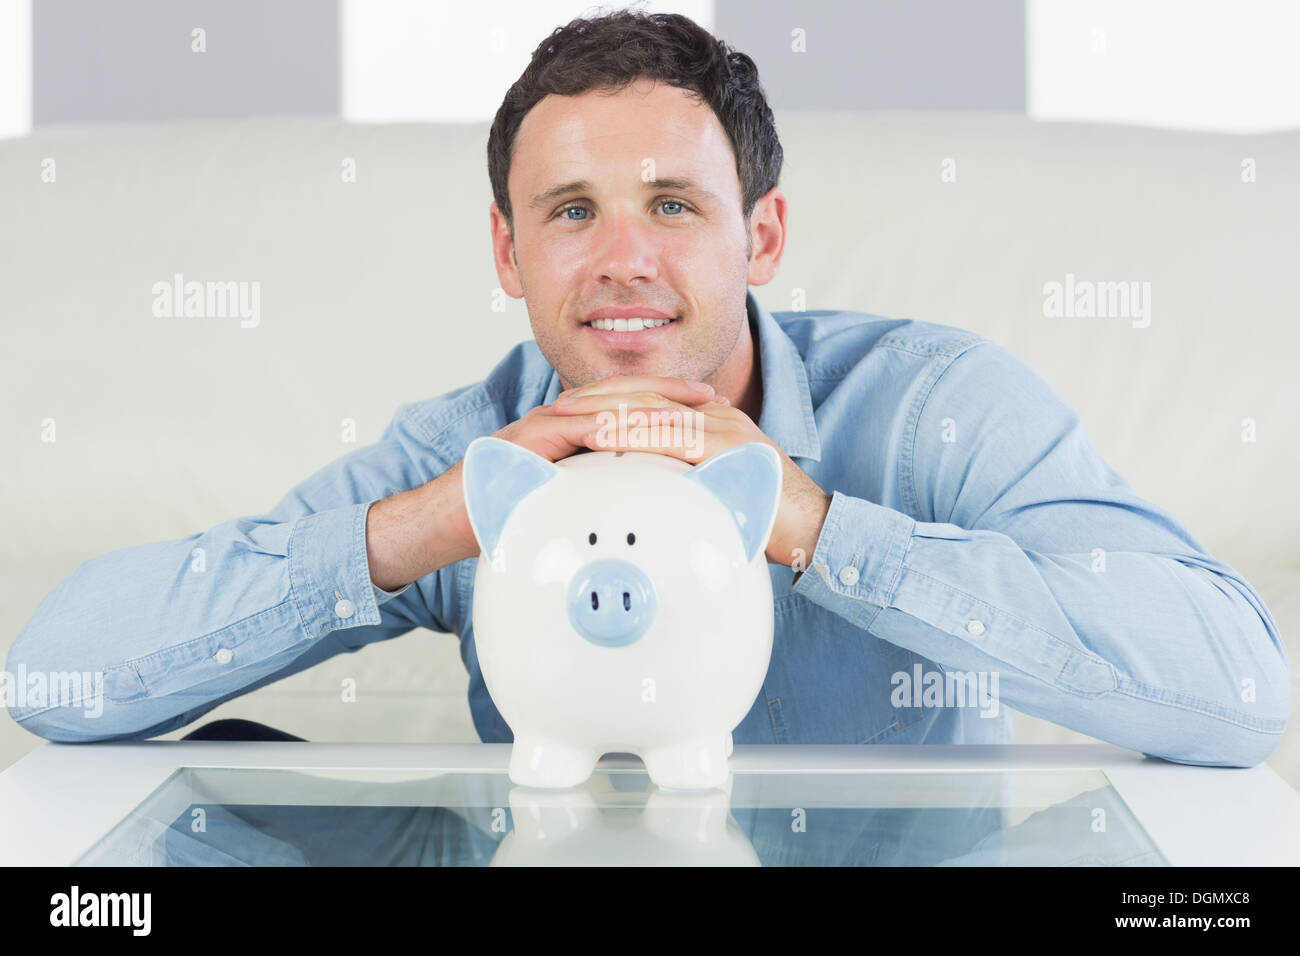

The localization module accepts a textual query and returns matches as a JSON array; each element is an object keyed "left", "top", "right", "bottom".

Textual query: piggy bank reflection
[
  {"left": 462, "top": 437, "right": 783, "bottom": 791},
  {"left": 490, "top": 775, "right": 761, "bottom": 867}
]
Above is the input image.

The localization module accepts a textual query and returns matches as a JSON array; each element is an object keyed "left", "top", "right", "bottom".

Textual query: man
[{"left": 6, "top": 11, "right": 1289, "bottom": 769}]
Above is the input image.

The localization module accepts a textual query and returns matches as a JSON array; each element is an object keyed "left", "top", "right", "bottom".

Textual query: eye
[
  {"left": 588, "top": 532, "right": 597, "bottom": 545},
  {"left": 627, "top": 532, "right": 636, "bottom": 545},
  {"left": 553, "top": 198, "right": 694, "bottom": 222}
]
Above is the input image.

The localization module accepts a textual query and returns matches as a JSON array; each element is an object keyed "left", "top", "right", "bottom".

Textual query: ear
[
  {"left": 461, "top": 436, "right": 559, "bottom": 556},
  {"left": 682, "top": 442, "right": 783, "bottom": 563}
]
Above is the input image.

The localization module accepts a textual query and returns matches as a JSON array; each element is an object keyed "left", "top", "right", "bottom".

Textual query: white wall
[
  {"left": 341, "top": 0, "right": 716, "bottom": 124},
  {"left": 0, "top": 0, "right": 31, "bottom": 138},
  {"left": 1028, "top": 0, "right": 1300, "bottom": 133}
]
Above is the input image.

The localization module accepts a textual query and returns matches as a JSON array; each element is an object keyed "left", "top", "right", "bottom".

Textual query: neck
[{"left": 709, "top": 305, "right": 763, "bottom": 423}]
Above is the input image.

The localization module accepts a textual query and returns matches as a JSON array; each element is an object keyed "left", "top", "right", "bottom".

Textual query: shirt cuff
[
  {"left": 287, "top": 501, "right": 390, "bottom": 639},
  {"left": 790, "top": 490, "right": 916, "bottom": 629},
  {"left": 373, "top": 582, "right": 412, "bottom": 605}
]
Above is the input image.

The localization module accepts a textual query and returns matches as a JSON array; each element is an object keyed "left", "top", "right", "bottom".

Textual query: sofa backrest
[{"left": 1, "top": 114, "right": 1296, "bottom": 578}]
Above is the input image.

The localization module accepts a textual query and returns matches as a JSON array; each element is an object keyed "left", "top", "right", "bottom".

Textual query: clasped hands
[{"left": 550, "top": 374, "right": 831, "bottom": 568}]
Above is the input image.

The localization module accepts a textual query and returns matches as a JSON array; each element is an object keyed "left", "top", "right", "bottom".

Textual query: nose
[
  {"left": 594, "top": 213, "right": 659, "bottom": 286},
  {"left": 566, "top": 559, "right": 657, "bottom": 647}
]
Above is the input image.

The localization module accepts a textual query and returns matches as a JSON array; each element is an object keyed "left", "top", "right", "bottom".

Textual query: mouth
[
  {"left": 581, "top": 316, "right": 679, "bottom": 350},
  {"left": 582, "top": 316, "right": 678, "bottom": 332}
]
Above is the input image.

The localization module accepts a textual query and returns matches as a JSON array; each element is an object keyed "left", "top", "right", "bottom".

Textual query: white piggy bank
[{"left": 461, "top": 438, "right": 783, "bottom": 791}]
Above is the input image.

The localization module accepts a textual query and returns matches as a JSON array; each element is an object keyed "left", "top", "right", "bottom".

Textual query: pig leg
[
  {"left": 642, "top": 733, "right": 731, "bottom": 791},
  {"left": 509, "top": 735, "right": 601, "bottom": 789}
]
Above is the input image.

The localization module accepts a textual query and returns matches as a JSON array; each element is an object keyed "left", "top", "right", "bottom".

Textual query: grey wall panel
[
  {"left": 34, "top": 0, "right": 339, "bottom": 125},
  {"left": 714, "top": 0, "right": 1026, "bottom": 111}
]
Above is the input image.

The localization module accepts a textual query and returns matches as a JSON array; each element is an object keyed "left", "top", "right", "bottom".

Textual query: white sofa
[{"left": 2, "top": 112, "right": 1296, "bottom": 788}]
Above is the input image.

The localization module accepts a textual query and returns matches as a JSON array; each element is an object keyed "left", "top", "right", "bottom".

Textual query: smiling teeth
[{"left": 587, "top": 317, "right": 673, "bottom": 331}]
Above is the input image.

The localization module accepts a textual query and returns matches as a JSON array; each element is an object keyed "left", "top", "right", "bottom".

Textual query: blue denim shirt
[{"left": 6, "top": 291, "right": 1289, "bottom": 766}]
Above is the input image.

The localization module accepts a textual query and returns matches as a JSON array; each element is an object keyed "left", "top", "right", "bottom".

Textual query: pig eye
[
  {"left": 626, "top": 532, "right": 636, "bottom": 545},
  {"left": 588, "top": 532, "right": 597, "bottom": 545}
]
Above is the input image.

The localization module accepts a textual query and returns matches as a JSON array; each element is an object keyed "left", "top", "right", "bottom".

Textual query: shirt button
[
  {"left": 335, "top": 598, "right": 356, "bottom": 619},
  {"left": 965, "top": 619, "right": 986, "bottom": 637},
  {"left": 214, "top": 647, "right": 233, "bottom": 664},
  {"left": 838, "top": 566, "right": 860, "bottom": 586}
]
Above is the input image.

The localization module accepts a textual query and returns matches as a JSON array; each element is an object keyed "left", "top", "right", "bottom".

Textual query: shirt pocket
[
  {"left": 770, "top": 594, "right": 930, "bottom": 745},
  {"left": 857, "top": 638, "right": 932, "bottom": 744}
]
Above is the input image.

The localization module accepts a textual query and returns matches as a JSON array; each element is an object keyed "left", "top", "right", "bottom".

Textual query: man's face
[{"left": 491, "top": 77, "right": 767, "bottom": 391}]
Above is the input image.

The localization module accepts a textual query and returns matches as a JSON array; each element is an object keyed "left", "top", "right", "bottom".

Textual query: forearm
[
  {"left": 7, "top": 505, "right": 374, "bottom": 740},
  {"left": 6, "top": 399, "right": 475, "bottom": 742},
  {"left": 366, "top": 461, "right": 478, "bottom": 592},
  {"left": 793, "top": 491, "right": 1291, "bottom": 767}
]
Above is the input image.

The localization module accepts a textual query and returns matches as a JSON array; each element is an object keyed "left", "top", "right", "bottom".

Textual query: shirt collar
[
  {"left": 540, "top": 289, "right": 822, "bottom": 462},
  {"left": 748, "top": 290, "right": 822, "bottom": 461}
]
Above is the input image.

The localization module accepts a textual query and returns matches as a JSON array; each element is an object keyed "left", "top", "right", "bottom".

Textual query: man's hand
[
  {"left": 426, "top": 377, "right": 726, "bottom": 562},
  {"left": 550, "top": 374, "right": 832, "bottom": 567},
  {"left": 493, "top": 375, "right": 720, "bottom": 464}
]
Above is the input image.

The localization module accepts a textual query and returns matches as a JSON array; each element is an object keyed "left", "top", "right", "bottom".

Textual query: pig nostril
[{"left": 567, "top": 560, "right": 656, "bottom": 647}]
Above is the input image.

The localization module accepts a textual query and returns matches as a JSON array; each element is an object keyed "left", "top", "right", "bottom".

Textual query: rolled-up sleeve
[
  {"left": 4, "top": 402, "right": 456, "bottom": 743},
  {"left": 793, "top": 341, "right": 1289, "bottom": 768}
]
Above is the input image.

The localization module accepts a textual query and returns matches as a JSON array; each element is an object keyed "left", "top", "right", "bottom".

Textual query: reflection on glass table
[{"left": 76, "top": 765, "right": 1167, "bottom": 866}]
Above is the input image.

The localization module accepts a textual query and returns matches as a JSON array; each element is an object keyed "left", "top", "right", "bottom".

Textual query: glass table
[
  {"left": 6, "top": 743, "right": 1296, "bottom": 866},
  {"left": 75, "top": 763, "right": 1165, "bottom": 866}
]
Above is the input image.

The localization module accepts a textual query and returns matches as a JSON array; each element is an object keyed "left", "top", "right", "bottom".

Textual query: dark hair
[{"left": 487, "top": 6, "right": 783, "bottom": 237}]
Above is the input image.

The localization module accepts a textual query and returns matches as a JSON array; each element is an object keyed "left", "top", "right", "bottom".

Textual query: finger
[
  {"left": 577, "top": 404, "right": 718, "bottom": 459},
  {"left": 552, "top": 389, "right": 729, "bottom": 413},
  {"left": 528, "top": 412, "right": 620, "bottom": 460},
  {"left": 556, "top": 375, "right": 717, "bottom": 406},
  {"left": 540, "top": 406, "right": 702, "bottom": 441},
  {"left": 582, "top": 417, "right": 718, "bottom": 462},
  {"left": 559, "top": 397, "right": 720, "bottom": 429}
]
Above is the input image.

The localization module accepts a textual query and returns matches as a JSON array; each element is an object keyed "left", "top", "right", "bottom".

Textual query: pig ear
[
  {"left": 461, "top": 436, "right": 559, "bottom": 556},
  {"left": 682, "top": 442, "right": 783, "bottom": 563}
]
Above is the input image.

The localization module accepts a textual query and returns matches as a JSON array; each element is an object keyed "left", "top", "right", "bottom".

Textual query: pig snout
[{"left": 566, "top": 559, "right": 658, "bottom": 647}]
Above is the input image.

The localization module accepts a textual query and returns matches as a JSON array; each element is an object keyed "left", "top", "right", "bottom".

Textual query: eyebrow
[{"left": 527, "top": 177, "right": 721, "bottom": 211}]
